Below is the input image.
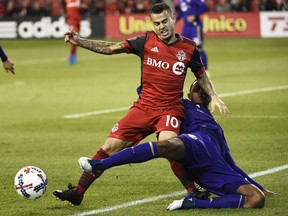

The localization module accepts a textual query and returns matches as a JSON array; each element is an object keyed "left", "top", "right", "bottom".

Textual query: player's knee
[
  {"left": 252, "top": 192, "right": 265, "bottom": 208},
  {"left": 156, "top": 138, "right": 185, "bottom": 160},
  {"left": 102, "top": 138, "right": 132, "bottom": 154},
  {"left": 156, "top": 140, "right": 172, "bottom": 157},
  {"left": 246, "top": 192, "right": 265, "bottom": 208}
]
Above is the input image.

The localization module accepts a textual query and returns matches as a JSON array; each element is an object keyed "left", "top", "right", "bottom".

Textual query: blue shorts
[{"left": 178, "top": 133, "right": 251, "bottom": 196}]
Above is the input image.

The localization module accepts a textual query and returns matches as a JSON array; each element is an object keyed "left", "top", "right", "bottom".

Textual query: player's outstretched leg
[
  {"left": 167, "top": 194, "right": 245, "bottom": 210},
  {"left": 53, "top": 183, "right": 83, "bottom": 206}
]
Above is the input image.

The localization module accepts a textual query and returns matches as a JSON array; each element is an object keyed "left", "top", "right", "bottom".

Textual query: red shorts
[
  {"left": 108, "top": 102, "right": 183, "bottom": 144},
  {"left": 67, "top": 19, "right": 80, "bottom": 31}
]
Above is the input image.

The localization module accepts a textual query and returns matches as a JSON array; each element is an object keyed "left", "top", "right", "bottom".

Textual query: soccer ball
[{"left": 14, "top": 166, "right": 48, "bottom": 200}]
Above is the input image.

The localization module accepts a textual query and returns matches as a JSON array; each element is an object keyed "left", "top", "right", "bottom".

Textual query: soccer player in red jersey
[
  {"left": 53, "top": 3, "right": 229, "bottom": 205},
  {"left": 61, "top": 0, "right": 89, "bottom": 65}
]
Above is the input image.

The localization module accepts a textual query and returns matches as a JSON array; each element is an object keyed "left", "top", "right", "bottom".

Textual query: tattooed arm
[
  {"left": 198, "top": 72, "right": 229, "bottom": 116},
  {"left": 64, "top": 30, "right": 126, "bottom": 55}
]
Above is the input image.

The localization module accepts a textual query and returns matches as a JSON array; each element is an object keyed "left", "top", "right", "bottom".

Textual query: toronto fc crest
[
  {"left": 111, "top": 123, "right": 119, "bottom": 133},
  {"left": 176, "top": 50, "right": 186, "bottom": 61}
]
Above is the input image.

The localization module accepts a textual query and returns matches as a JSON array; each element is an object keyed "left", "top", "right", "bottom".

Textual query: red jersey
[
  {"left": 123, "top": 31, "right": 205, "bottom": 109},
  {"left": 63, "top": 0, "right": 81, "bottom": 25}
]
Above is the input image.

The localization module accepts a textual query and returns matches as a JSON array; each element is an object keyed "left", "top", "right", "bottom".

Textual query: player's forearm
[
  {"left": 197, "top": 72, "right": 218, "bottom": 98},
  {"left": 77, "top": 38, "right": 124, "bottom": 55}
]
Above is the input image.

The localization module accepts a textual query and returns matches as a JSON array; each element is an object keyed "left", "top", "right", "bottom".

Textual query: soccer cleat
[
  {"left": 167, "top": 198, "right": 196, "bottom": 210},
  {"left": 78, "top": 157, "right": 105, "bottom": 175},
  {"left": 167, "top": 199, "right": 184, "bottom": 210},
  {"left": 68, "top": 54, "right": 77, "bottom": 65},
  {"left": 53, "top": 183, "right": 83, "bottom": 206}
]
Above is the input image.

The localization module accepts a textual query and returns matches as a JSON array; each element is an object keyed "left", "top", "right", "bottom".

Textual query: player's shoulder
[
  {"left": 146, "top": 31, "right": 155, "bottom": 35},
  {"left": 182, "top": 99, "right": 197, "bottom": 109},
  {"left": 145, "top": 31, "right": 157, "bottom": 39},
  {"left": 179, "top": 35, "right": 197, "bottom": 47}
]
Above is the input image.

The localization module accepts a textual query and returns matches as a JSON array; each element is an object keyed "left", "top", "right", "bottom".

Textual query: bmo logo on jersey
[
  {"left": 146, "top": 58, "right": 185, "bottom": 75},
  {"left": 172, "top": 62, "right": 185, "bottom": 75}
]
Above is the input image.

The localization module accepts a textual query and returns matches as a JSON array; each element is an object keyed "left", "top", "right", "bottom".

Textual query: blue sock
[
  {"left": 183, "top": 194, "right": 245, "bottom": 209},
  {"left": 200, "top": 50, "right": 208, "bottom": 70},
  {"left": 102, "top": 142, "right": 158, "bottom": 170}
]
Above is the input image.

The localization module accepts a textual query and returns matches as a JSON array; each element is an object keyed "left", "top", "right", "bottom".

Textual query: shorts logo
[
  {"left": 172, "top": 62, "right": 185, "bottom": 75},
  {"left": 111, "top": 123, "right": 119, "bottom": 133},
  {"left": 188, "top": 134, "right": 198, "bottom": 140}
]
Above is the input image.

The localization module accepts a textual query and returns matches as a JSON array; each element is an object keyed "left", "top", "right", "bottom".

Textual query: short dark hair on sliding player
[
  {"left": 190, "top": 80, "right": 211, "bottom": 107},
  {"left": 150, "top": 3, "right": 173, "bottom": 17}
]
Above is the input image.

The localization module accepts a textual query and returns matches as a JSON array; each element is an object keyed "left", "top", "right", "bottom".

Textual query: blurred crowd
[{"left": 0, "top": 0, "right": 287, "bottom": 18}]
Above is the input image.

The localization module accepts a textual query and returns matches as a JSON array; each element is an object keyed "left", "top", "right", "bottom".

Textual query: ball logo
[{"left": 172, "top": 62, "right": 185, "bottom": 75}]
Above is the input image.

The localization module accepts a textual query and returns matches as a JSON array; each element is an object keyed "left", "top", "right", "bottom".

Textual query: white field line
[
  {"left": 221, "top": 115, "right": 288, "bottom": 119},
  {"left": 63, "top": 85, "right": 288, "bottom": 119},
  {"left": 63, "top": 107, "right": 130, "bottom": 119},
  {"left": 219, "top": 85, "right": 288, "bottom": 98},
  {"left": 69, "top": 164, "right": 288, "bottom": 216}
]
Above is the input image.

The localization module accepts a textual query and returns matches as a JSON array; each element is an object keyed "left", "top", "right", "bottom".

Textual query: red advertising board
[
  {"left": 105, "top": 14, "right": 153, "bottom": 39},
  {"left": 105, "top": 12, "right": 261, "bottom": 39}
]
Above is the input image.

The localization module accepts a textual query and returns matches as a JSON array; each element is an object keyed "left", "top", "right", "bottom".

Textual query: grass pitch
[{"left": 0, "top": 38, "right": 287, "bottom": 216}]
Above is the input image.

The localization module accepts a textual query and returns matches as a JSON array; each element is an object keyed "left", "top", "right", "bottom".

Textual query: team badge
[
  {"left": 111, "top": 123, "right": 119, "bottom": 133},
  {"left": 176, "top": 50, "right": 186, "bottom": 61}
]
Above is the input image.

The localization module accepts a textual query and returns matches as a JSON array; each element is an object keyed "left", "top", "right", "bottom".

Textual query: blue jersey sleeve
[{"left": 0, "top": 46, "right": 8, "bottom": 62}]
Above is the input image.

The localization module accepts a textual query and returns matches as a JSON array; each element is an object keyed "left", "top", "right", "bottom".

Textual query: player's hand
[
  {"left": 210, "top": 96, "right": 229, "bottom": 116},
  {"left": 262, "top": 188, "right": 276, "bottom": 196},
  {"left": 3, "top": 59, "right": 15, "bottom": 74},
  {"left": 64, "top": 30, "right": 80, "bottom": 45},
  {"left": 184, "top": 188, "right": 211, "bottom": 200}
]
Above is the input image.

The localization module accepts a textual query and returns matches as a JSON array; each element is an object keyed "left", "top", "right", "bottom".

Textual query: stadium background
[
  {"left": 0, "top": 0, "right": 287, "bottom": 39},
  {"left": 0, "top": 1, "right": 287, "bottom": 216}
]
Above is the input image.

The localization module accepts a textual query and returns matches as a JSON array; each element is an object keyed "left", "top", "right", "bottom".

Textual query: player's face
[
  {"left": 188, "top": 82, "right": 210, "bottom": 106},
  {"left": 150, "top": 10, "right": 176, "bottom": 44}
]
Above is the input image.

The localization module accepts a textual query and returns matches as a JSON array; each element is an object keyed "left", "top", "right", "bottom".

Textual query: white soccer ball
[{"left": 14, "top": 166, "right": 48, "bottom": 200}]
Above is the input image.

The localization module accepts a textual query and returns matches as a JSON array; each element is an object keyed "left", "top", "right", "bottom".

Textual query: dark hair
[
  {"left": 190, "top": 80, "right": 211, "bottom": 107},
  {"left": 150, "top": 3, "right": 173, "bottom": 17}
]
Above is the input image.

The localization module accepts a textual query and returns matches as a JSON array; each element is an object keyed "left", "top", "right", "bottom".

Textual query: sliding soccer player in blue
[
  {"left": 177, "top": 0, "right": 209, "bottom": 69},
  {"left": 79, "top": 80, "right": 274, "bottom": 210}
]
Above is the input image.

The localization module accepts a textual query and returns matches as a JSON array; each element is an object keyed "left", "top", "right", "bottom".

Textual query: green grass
[{"left": 0, "top": 38, "right": 287, "bottom": 216}]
